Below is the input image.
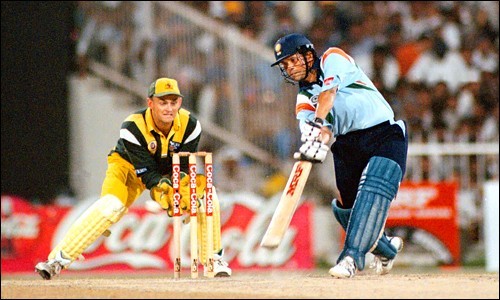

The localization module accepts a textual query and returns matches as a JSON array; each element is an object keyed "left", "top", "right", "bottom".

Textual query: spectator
[
  {"left": 214, "top": 147, "right": 246, "bottom": 193},
  {"left": 407, "top": 36, "right": 474, "bottom": 93},
  {"left": 356, "top": 44, "right": 401, "bottom": 91},
  {"left": 400, "top": 2, "right": 442, "bottom": 41},
  {"left": 438, "top": 4, "right": 463, "bottom": 51},
  {"left": 394, "top": 30, "right": 434, "bottom": 78},
  {"left": 471, "top": 35, "right": 498, "bottom": 73}
]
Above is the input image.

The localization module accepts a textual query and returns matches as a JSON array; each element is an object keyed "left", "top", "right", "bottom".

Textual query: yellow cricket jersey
[{"left": 110, "top": 107, "right": 201, "bottom": 189}]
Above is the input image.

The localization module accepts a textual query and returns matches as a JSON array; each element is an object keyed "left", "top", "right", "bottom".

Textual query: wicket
[{"left": 171, "top": 151, "right": 214, "bottom": 279}]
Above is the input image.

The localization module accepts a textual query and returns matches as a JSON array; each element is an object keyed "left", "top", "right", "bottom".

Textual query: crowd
[
  {"left": 72, "top": 1, "right": 498, "bottom": 209},
  {"left": 193, "top": 1, "right": 498, "bottom": 143},
  {"left": 45, "top": 1, "right": 497, "bottom": 266}
]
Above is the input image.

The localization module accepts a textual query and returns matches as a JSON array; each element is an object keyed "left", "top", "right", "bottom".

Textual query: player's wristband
[{"left": 314, "top": 117, "right": 324, "bottom": 126}]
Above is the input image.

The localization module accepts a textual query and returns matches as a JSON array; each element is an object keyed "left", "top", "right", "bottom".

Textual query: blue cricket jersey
[{"left": 295, "top": 47, "right": 405, "bottom": 137}]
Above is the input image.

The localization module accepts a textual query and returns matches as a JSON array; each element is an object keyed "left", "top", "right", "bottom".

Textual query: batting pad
[
  {"left": 48, "top": 195, "right": 127, "bottom": 266},
  {"left": 332, "top": 199, "right": 398, "bottom": 260},
  {"left": 338, "top": 156, "right": 402, "bottom": 270}
]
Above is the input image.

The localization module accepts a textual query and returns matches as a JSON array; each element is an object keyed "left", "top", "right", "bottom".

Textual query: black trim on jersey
[{"left": 110, "top": 108, "right": 201, "bottom": 190}]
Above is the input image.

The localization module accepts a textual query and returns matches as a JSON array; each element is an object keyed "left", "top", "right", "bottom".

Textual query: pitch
[{"left": 1, "top": 268, "right": 498, "bottom": 299}]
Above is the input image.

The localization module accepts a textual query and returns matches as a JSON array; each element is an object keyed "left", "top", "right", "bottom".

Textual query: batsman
[
  {"left": 35, "top": 77, "right": 231, "bottom": 279},
  {"left": 270, "top": 33, "right": 409, "bottom": 278}
]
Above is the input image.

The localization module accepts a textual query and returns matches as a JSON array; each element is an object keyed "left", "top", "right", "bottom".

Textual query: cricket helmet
[{"left": 271, "top": 33, "right": 315, "bottom": 67}]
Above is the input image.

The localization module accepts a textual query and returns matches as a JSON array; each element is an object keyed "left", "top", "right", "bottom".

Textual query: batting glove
[
  {"left": 298, "top": 139, "right": 329, "bottom": 163},
  {"left": 301, "top": 119, "right": 323, "bottom": 143}
]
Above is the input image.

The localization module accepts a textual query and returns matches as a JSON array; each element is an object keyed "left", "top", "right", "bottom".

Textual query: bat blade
[{"left": 260, "top": 160, "right": 313, "bottom": 248}]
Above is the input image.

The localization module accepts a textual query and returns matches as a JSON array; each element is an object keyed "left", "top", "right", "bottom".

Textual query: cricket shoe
[
  {"left": 205, "top": 249, "right": 231, "bottom": 277},
  {"left": 35, "top": 250, "right": 72, "bottom": 280},
  {"left": 204, "top": 258, "right": 232, "bottom": 277},
  {"left": 371, "top": 236, "right": 404, "bottom": 275},
  {"left": 35, "top": 260, "right": 63, "bottom": 280},
  {"left": 329, "top": 256, "right": 357, "bottom": 278}
]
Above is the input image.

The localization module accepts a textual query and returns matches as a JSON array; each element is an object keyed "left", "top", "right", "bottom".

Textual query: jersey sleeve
[
  {"left": 321, "top": 47, "right": 357, "bottom": 92},
  {"left": 295, "top": 91, "right": 316, "bottom": 134}
]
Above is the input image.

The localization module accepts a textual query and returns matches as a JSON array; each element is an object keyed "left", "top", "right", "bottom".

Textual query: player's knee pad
[
  {"left": 49, "top": 195, "right": 128, "bottom": 265},
  {"left": 339, "top": 156, "right": 402, "bottom": 270}
]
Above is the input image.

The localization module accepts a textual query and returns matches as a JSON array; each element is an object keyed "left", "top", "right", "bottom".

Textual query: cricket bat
[{"left": 260, "top": 155, "right": 313, "bottom": 249}]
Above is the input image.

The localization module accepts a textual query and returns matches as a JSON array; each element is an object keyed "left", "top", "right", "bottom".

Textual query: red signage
[
  {"left": 1, "top": 194, "right": 314, "bottom": 273},
  {"left": 386, "top": 181, "right": 460, "bottom": 265}
]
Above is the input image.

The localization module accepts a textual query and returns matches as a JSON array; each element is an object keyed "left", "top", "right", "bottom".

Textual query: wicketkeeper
[{"left": 35, "top": 77, "right": 231, "bottom": 280}]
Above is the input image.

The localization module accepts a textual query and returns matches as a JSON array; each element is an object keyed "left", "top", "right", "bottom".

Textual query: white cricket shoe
[
  {"left": 204, "top": 258, "right": 232, "bottom": 277},
  {"left": 329, "top": 256, "right": 357, "bottom": 278},
  {"left": 372, "top": 236, "right": 404, "bottom": 275},
  {"left": 205, "top": 249, "right": 232, "bottom": 277},
  {"left": 35, "top": 250, "right": 73, "bottom": 280},
  {"left": 215, "top": 259, "right": 232, "bottom": 277},
  {"left": 35, "top": 260, "right": 63, "bottom": 280}
]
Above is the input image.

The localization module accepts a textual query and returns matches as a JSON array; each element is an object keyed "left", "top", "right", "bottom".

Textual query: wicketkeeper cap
[{"left": 148, "top": 77, "right": 183, "bottom": 98}]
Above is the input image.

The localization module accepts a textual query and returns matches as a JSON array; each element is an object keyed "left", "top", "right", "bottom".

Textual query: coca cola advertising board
[{"left": 1, "top": 192, "right": 314, "bottom": 273}]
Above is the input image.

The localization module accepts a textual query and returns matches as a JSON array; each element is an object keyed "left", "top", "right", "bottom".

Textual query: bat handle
[{"left": 293, "top": 152, "right": 320, "bottom": 163}]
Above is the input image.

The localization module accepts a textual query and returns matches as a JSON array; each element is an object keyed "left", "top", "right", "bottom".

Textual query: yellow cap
[{"left": 148, "top": 77, "right": 183, "bottom": 98}]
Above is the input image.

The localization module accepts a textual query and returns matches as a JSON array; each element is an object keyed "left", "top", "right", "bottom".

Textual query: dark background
[{"left": 1, "top": 1, "right": 76, "bottom": 203}]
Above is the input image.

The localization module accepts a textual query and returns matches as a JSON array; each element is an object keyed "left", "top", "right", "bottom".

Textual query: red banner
[
  {"left": 336, "top": 181, "right": 461, "bottom": 266},
  {"left": 1, "top": 194, "right": 314, "bottom": 273},
  {"left": 386, "top": 181, "right": 460, "bottom": 265}
]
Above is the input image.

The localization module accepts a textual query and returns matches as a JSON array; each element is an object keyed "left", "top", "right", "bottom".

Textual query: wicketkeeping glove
[
  {"left": 179, "top": 172, "right": 207, "bottom": 204},
  {"left": 162, "top": 172, "right": 207, "bottom": 218},
  {"left": 150, "top": 177, "right": 174, "bottom": 211},
  {"left": 151, "top": 173, "right": 208, "bottom": 217}
]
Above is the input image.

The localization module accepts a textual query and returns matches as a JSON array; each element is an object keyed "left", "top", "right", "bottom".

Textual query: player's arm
[
  {"left": 314, "top": 87, "right": 336, "bottom": 144},
  {"left": 177, "top": 118, "right": 202, "bottom": 172},
  {"left": 117, "top": 121, "right": 175, "bottom": 211},
  {"left": 315, "top": 47, "right": 356, "bottom": 142},
  {"left": 117, "top": 120, "right": 163, "bottom": 189},
  {"left": 294, "top": 94, "right": 329, "bottom": 163},
  {"left": 120, "top": 134, "right": 175, "bottom": 212}
]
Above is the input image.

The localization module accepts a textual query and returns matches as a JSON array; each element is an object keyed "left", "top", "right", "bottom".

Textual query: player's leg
[
  {"left": 333, "top": 199, "right": 403, "bottom": 274},
  {"left": 199, "top": 186, "right": 231, "bottom": 277},
  {"left": 35, "top": 194, "right": 128, "bottom": 280},
  {"left": 35, "top": 154, "right": 142, "bottom": 280},
  {"left": 331, "top": 199, "right": 400, "bottom": 260},
  {"left": 371, "top": 236, "right": 403, "bottom": 275},
  {"left": 368, "top": 122, "right": 408, "bottom": 274},
  {"left": 329, "top": 156, "right": 402, "bottom": 278}
]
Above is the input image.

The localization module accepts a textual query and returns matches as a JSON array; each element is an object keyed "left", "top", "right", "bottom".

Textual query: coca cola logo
[
  {"left": 55, "top": 192, "right": 311, "bottom": 270},
  {"left": 58, "top": 200, "right": 171, "bottom": 270},
  {"left": 189, "top": 165, "right": 197, "bottom": 215},
  {"left": 172, "top": 165, "right": 180, "bottom": 189},
  {"left": 172, "top": 164, "right": 181, "bottom": 216},
  {"left": 205, "top": 164, "right": 213, "bottom": 215}
]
